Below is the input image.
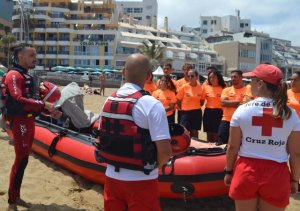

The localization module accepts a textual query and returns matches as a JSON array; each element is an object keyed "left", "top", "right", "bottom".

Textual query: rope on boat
[
  {"left": 48, "top": 129, "right": 68, "bottom": 157},
  {"left": 162, "top": 146, "right": 227, "bottom": 176}
]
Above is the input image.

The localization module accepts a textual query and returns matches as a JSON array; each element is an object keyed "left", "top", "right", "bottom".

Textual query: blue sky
[
  {"left": 118, "top": 0, "right": 300, "bottom": 46},
  {"left": 157, "top": 0, "right": 300, "bottom": 46}
]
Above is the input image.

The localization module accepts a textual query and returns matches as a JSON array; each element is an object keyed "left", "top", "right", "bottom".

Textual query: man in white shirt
[{"left": 99, "top": 54, "right": 172, "bottom": 211}]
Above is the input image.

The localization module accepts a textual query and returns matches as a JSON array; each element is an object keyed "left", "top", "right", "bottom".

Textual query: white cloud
[{"left": 156, "top": 0, "right": 300, "bottom": 46}]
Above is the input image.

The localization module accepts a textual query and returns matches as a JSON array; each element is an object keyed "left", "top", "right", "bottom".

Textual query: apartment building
[
  {"left": 11, "top": 0, "right": 223, "bottom": 74},
  {"left": 200, "top": 10, "right": 251, "bottom": 38},
  {"left": 12, "top": 0, "right": 118, "bottom": 71},
  {"left": 0, "top": 0, "right": 13, "bottom": 66},
  {"left": 115, "top": 17, "right": 224, "bottom": 73},
  {"left": 116, "top": 0, "right": 157, "bottom": 27},
  {"left": 272, "top": 38, "right": 300, "bottom": 78}
]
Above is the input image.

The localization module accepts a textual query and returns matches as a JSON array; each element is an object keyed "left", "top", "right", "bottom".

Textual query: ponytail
[{"left": 266, "top": 80, "right": 291, "bottom": 120}]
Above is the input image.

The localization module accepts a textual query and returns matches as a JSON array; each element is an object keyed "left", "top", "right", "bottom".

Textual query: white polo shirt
[
  {"left": 231, "top": 97, "right": 300, "bottom": 163},
  {"left": 104, "top": 83, "right": 170, "bottom": 181}
]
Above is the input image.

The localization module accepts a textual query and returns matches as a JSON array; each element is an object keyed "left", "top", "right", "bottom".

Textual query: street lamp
[
  {"left": 16, "top": 0, "right": 29, "bottom": 43},
  {"left": 284, "top": 59, "right": 289, "bottom": 80}
]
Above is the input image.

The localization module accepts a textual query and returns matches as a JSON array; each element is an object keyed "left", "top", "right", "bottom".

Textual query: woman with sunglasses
[
  {"left": 225, "top": 64, "right": 300, "bottom": 211},
  {"left": 176, "top": 70, "right": 202, "bottom": 138},
  {"left": 152, "top": 75, "right": 177, "bottom": 123},
  {"left": 201, "top": 70, "right": 226, "bottom": 142},
  {"left": 287, "top": 71, "right": 300, "bottom": 118}
]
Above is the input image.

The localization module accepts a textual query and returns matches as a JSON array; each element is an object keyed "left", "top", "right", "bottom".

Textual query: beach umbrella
[
  {"left": 52, "top": 66, "right": 67, "bottom": 71},
  {"left": 67, "top": 66, "right": 76, "bottom": 71},
  {"left": 85, "top": 67, "right": 94, "bottom": 72}
]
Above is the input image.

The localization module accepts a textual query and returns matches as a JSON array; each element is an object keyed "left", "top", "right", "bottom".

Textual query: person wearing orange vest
[
  {"left": 152, "top": 75, "right": 177, "bottom": 123},
  {"left": 201, "top": 69, "right": 226, "bottom": 143},
  {"left": 177, "top": 69, "right": 202, "bottom": 138},
  {"left": 287, "top": 71, "right": 300, "bottom": 118},
  {"left": 156, "top": 63, "right": 177, "bottom": 89},
  {"left": 202, "top": 66, "right": 217, "bottom": 88},
  {"left": 175, "top": 63, "right": 192, "bottom": 123},
  {"left": 99, "top": 54, "right": 172, "bottom": 211},
  {"left": 217, "top": 70, "right": 247, "bottom": 145},
  {"left": 225, "top": 64, "right": 300, "bottom": 211}
]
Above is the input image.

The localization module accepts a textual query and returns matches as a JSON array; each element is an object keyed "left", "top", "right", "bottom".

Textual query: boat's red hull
[{"left": 8, "top": 119, "right": 229, "bottom": 199}]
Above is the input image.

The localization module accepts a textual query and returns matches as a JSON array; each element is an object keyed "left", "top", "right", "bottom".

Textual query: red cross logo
[{"left": 252, "top": 108, "right": 283, "bottom": 136}]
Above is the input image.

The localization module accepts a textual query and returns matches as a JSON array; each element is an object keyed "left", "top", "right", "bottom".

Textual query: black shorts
[
  {"left": 218, "top": 120, "right": 230, "bottom": 144},
  {"left": 180, "top": 109, "right": 202, "bottom": 131},
  {"left": 167, "top": 113, "right": 175, "bottom": 124},
  {"left": 203, "top": 108, "right": 223, "bottom": 133}
]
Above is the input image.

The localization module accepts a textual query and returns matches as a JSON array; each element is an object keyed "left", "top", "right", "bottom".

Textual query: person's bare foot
[
  {"left": 16, "top": 198, "right": 31, "bottom": 208},
  {"left": 7, "top": 204, "right": 17, "bottom": 211}
]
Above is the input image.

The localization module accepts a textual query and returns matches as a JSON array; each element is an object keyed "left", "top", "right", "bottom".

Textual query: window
[
  {"left": 134, "top": 8, "right": 142, "bottom": 13},
  {"left": 203, "top": 20, "right": 207, "bottom": 25},
  {"left": 202, "top": 29, "right": 207, "bottom": 34},
  {"left": 125, "top": 8, "right": 133, "bottom": 13},
  {"left": 240, "top": 23, "right": 244, "bottom": 28},
  {"left": 146, "top": 5, "right": 152, "bottom": 10},
  {"left": 240, "top": 50, "right": 256, "bottom": 58},
  {"left": 60, "top": 59, "right": 69, "bottom": 65},
  {"left": 48, "top": 59, "right": 56, "bottom": 66},
  {"left": 116, "top": 61, "right": 126, "bottom": 67}
]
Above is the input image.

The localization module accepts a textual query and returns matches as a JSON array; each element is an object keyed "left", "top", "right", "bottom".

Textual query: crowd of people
[
  {"left": 144, "top": 63, "right": 249, "bottom": 145},
  {"left": 1, "top": 42, "right": 300, "bottom": 211}
]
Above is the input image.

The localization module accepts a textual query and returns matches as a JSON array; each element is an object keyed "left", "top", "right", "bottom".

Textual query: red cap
[{"left": 243, "top": 64, "right": 283, "bottom": 85}]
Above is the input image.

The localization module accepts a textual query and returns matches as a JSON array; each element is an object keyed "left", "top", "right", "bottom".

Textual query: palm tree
[
  {"left": 138, "top": 41, "right": 165, "bottom": 70},
  {"left": 0, "top": 33, "right": 16, "bottom": 67}
]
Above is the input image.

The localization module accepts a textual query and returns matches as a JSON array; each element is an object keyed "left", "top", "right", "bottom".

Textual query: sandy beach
[{"left": 0, "top": 87, "right": 299, "bottom": 211}]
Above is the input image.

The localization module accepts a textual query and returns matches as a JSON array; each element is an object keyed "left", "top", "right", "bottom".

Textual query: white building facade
[{"left": 200, "top": 10, "right": 251, "bottom": 38}]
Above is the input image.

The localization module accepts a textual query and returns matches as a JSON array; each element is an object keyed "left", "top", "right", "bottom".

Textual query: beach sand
[{"left": 0, "top": 87, "right": 299, "bottom": 211}]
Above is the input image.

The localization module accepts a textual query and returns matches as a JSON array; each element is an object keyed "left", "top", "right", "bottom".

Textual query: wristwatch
[{"left": 224, "top": 167, "right": 233, "bottom": 175}]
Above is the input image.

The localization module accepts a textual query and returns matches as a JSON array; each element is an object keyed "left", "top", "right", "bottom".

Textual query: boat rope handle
[
  {"left": 48, "top": 129, "right": 68, "bottom": 157},
  {"left": 162, "top": 146, "right": 227, "bottom": 175}
]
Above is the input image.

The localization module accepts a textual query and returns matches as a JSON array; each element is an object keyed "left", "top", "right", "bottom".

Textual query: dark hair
[
  {"left": 231, "top": 70, "right": 243, "bottom": 76},
  {"left": 184, "top": 63, "right": 193, "bottom": 70},
  {"left": 208, "top": 70, "right": 226, "bottom": 88},
  {"left": 164, "top": 63, "right": 172, "bottom": 69},
  {"left": 160, "top": 75, "right": 177, "bottom": 93},
  {"left": 206, "top": 66, "right": 217, "bottom": 72},
  {"left": 265, "top": 81, "right": 291, "bottom": 120},
  {"left": 11, "top": 43, "right": 34, "bottom": 63}
]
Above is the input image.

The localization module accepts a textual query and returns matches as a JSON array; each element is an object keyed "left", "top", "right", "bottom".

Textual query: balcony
[{"left": 46, "top": 51, "right": 57, "bottom": 54}]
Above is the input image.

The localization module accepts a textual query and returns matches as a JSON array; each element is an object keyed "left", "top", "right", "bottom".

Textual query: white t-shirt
[
  {"left": 231, "top": 97, "right": 300, "bottom": 163},
  {"left": 104, "top": 83, "right": 170, "bottom": 181}
]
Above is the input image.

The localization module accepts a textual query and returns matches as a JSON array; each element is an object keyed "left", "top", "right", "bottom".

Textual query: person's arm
[
  {"left": 221, "top": 96, "right": 240, "bottom": 107},
  {"left": 224, "top": 126, "right": 242, "bottom": 186},
  {"left": 5, "top": 71, "right": 45, "bottom": 113},
  {"left": 165, "top": 103, "right": 175, "bottom": 112},
  {"left": 287, "top": 131, "right": 300, "bottom": 194},
  {"left": 155, "top": 139, "right": 172, "bottom": 168}
]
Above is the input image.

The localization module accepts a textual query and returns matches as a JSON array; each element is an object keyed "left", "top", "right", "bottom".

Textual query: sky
[{"left": 118, "top": 0, "right": 300, "bottom": 46}]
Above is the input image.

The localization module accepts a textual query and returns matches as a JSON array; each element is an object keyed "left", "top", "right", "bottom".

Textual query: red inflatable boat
[{"left": 6, "top": 117, "right": 228, "bottom": 199}]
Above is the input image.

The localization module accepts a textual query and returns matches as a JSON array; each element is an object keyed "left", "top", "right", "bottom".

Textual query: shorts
[
  {"left": 203, "top": 108, "right": 223, "bottom": 133},
  {"left": 218, "top": 120, "right": 230, "bottom": 144},
  {"left": 229, "top": 157, "right": 290, "bottom": 208},
  {"left": 104, "top": 177, "right": 161, "bottom": 211},
  {"left": 167, "top": 113, "right": 175, "bottom": 124},
  {"left": 180, "top": 109, "right": 202, "bottom": 131}
]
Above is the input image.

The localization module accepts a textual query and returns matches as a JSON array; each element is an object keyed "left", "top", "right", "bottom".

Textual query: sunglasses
[{"left": 188, "top": 75, "right": 195, "bottom": 78}]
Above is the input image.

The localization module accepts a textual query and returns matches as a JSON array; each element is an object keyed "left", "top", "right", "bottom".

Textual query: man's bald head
[{"left": 124, "top": 54, "right": 151, "bottom": 87}]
